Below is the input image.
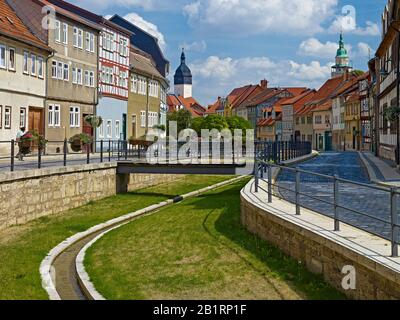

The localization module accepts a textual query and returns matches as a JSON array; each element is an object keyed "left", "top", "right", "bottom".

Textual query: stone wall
[
  {"left": 0, "top": 163, "right": 182, "bottom": 230},
  {"left": 241, "top": 192, "right": 400, "bottom": 300}
]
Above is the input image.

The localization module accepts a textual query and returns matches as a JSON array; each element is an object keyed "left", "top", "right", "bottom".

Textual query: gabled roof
[
  {"left": 130, "top": 48, "right": 164, "bottom": 80},
  {"left": 110, "top": 14, "right": 169, "bottom": 77},
  {"left": 306, "top": 77, "right": 344, "bottom": 106},
  {"left": 239, "top": 88, "right": 279, "bottom": 108},
  {"left": 46, "top": 0, "right": 133, "bottom": 36},
  {"left": 312, "top": 100, "right": 332, "bottom": 112},
  {"left": 167, "top": 94, "right": 205, "bottom": 117},
  {"left": 0, "top": 0, "right": 51, "bottom": 51}
]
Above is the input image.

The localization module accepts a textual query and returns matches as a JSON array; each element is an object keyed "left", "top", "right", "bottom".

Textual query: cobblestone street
[{"left": 277, "top": 152, "right": 399, "bottom": 242}]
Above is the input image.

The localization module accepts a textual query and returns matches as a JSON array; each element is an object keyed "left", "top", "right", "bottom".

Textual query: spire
[
  {"left": 181, "top": 48, "right": 186, "bottom": 64},
  {"left": 336, "top": 32, "right": 348, "bottom": 58}
]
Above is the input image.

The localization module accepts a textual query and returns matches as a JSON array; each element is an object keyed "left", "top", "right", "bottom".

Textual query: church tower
[
  {"left": 331, "top": 32, "right": 352, "bottom": 78},
  {"left": 174, "top": 49, "right": 193, "bottom": 98}
]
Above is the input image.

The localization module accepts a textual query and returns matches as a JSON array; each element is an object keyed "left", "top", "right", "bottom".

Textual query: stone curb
[{"left": 40, "top": 175, "right": 247, "bottom": 300}]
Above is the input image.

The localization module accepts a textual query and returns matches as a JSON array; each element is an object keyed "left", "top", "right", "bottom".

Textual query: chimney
[{"left": 260, "top": 79, "right": 268, "bottom": 88}]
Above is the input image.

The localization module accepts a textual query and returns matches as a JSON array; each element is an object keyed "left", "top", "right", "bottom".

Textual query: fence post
[
  {"left": 334, "top": 175, "right": 340, "bottom": 231},
  {"left": 277, "top": 141, "right": 281, "bottom": 163},
  {"left": 390, "top": 187, "right": 398, "bottom": 257},
  {"left": 268, "top": 164, "right": 272, "bottom": 203},
  {"left": 295, "top": 168, "right": 301, "bottom": 215},
  {"left": 38, "top": 146, "right": 42, "bottom": 169},
  {"left": 10, "top": 140, "right": 14, "bottom": 172},
  {"left": 117, "top": 140, "right": 121, "bottom": 161},
  {"left": 108, "top": 140, "right": 111, "bottom": 162},
  {"left": 100, "top": 140, "right": 103, "bottom": 163},
  {"left": 86, "top": 144, "right": 90, "bottom": 164},
  {"left": 125, "top": 141, "right": 128, "bottom": 160},
  {"left": 254, "top": 160, "right": 259, "bottom": 193},
  {"left": 63, "top": 139, "right": 67, "bottom": 167}
]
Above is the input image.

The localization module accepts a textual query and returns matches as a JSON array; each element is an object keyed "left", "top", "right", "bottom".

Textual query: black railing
[{"left": 255, "top": 140, "right": 312, "bottom": 164}]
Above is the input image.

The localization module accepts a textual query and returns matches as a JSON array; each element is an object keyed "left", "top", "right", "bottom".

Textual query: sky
[{"left": 70, "top": 0, "right": 387, "bottom": 106}]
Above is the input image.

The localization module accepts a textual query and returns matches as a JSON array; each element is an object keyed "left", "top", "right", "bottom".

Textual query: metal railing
[
  {"left": 255, "top": 141, "right": 312, "bottom": 164},
  {"left": 0, "top": 139, "right": 147, "bottom": 172},
  {"left": 254, "top": 160, "right": 400, "bottom": 257}
]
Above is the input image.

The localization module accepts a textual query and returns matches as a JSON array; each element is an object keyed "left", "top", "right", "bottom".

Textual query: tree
[
  {"left": 167, "top": 109, "right": 192, "bottom": 134},
  {"left": 201, "top": 114, "right": 229, "bottom": 132}
]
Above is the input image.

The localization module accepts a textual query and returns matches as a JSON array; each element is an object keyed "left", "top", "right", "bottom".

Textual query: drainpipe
[
  {"left": 44, "top": 49, "right": 55, "bottom": 142},
  {"left": 397, "top": 33, "right": 400, "bottom": 166}
]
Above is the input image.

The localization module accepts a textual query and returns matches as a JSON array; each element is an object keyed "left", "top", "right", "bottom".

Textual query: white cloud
[
  {"left": 355, "top": 42, "right": 373, "bottom": 58},
  {"left": 328, "top": 16, "right": 380, "bottom": 36},
  {"left": 72, "top": 0, "right": 180, "bottom": 11},
  {"left": 179, "top": 40, "right": 207, "bottom": 52},
  {"left": 189, "top": 55, "right": 332, "bottom": 104},
  {"left": 183, "top": 0, "right": 338, "bottom": 36},
  {"left": 298, "top": 38, "right": 343, "bottom": 58},
  {"left": 122, "top": 13, "right": 166, "bottom": 51}
]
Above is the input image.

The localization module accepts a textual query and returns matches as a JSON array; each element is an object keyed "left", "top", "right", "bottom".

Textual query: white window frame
[
  {"left": 77, "top": 68, "right": 82, "bottom": 85},
  {"left": 23, "top": 51, "right": 29, "bottom": 74},
  {"left": 140, "top": 110, "right": 146, "bottom": 128},
  {"left": 69, "top": 106, "right": 80, "bottom": 127},
  {"left": 57, "top": 61, "right": 63, "bottom": 80},
  {"left": 106, "top": 120, "right": 112, "bottom": 138},
  {"left": 115, "top": 120, "right": 120, "bottom": 139},
  {"left": 38, "top": 56, "right": 44, "bottom": 78},
  {"left": 90, "top": 33, "right": 95, "bottom": 53},
  {"left": 4, "top": 106, "right": 11, "bottom": 129},
  {"left": 63, "top": 63, "right": 69, "bottom": 81},
  {"left": 54, "top": 105, "right": 60, "bottom": 127},
  {"left": 31, "top": 54, "right": 36, "bottom": 76},
  {"left": 62, "top": 23, "right": 68, "bottom": 44},
  {"left": 51, "top": 60, "right": 57, "bottom": 78},
  {"left": 78, "top": 29, "right": 83, "bottom": 49},
  {"left": 19, "top": 108, "right": 26, "bottom": 128},
  {"left": 55, "top": 20, "right": 61, "bottom": 43},
  {"left": 99, "top": 123, "right": 104, "bottom": 138},
  {"left": 8, "top": 47, "right": 15, "bottom": 71},
  {"left": 72, "top": 67, "right": 77, "bottom": 84},
  {"left": 89, "top": 71, "right": 95, "bottom": 87},
  {"left": 131, "top": 74, "right": 138, "bottom": 93},
  {"left": 73, "top": 27, "right": 78, "bottom": 47},
  {"left": 0, "top": 45, "right": 7, "bottom": 69},
  {"left": 84, "top": 70, "right": 90, "bottom": 86},
  {"left": 85, "top": 32, "right": 90, "bottom": 52}
]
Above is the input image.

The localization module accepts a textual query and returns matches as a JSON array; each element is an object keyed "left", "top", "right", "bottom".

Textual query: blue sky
[{"left": 71, "top": 0, "right": 387, "bottom": 106}]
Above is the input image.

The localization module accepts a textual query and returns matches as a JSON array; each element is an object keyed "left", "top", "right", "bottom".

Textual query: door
[
  {"left": 82, "top": 113, "right": 94, "bottom": 152},
  {"left": 352, "top": 127, "right": 356, "bottom": 150},
  {"left": 325, "top": 131, "right": 332, "bottom": 151},
  {"left": 28, "top": 107, "right": 44, "bottom": 151}
]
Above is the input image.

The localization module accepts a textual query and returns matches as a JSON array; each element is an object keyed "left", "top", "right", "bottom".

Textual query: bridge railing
[
  {"left": 254, "top": 160, "right": 400, "bottom": 257},
  {"left": 255, "top": 141, "right": 312, "bottom": 164}
]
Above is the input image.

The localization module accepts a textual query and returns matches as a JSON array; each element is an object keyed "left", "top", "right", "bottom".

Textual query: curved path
[
  {"left": 41, "top": 176, "right": 246, "bottom": 300},
  {"left": 276, "top": 152, "right": 399, "bottom": 242}
]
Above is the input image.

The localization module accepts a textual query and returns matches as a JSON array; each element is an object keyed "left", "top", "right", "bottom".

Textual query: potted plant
[
  {"left": 19, "top": 132, "right": 34, "bottom": 155},
  {"left": 84, "top": 115, "right": 103, "bottom": 129},
  {"left": 31, "top": 130, "right": 48, "bottom": 154},
  {"left": 69, "top": 133, "right": 93, "bottom": 152}
]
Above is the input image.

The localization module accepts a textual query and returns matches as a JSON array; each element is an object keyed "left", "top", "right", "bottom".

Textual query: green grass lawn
[
  {"left": 85, "top": 180, "right": 346, "bottom": 300},
  {"left": 0, "top": 175, "right": 233, "bottom": 300}
]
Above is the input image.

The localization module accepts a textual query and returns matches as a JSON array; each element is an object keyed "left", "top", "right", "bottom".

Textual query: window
[
  {"left": 89, "top": 71, "right": 94, "bottom": 87},
  {"left": 106, "top": 120, "right": 112, "bottom": 138},
  {"left": 62, "top": 23, "right": 68, "bottom": 44},
  {"left": 4, "top": 106, "right": 11, "bottom": 129},
  {"left": 77, "top": 68, "right": 82, "bottom": 85},
  {"left": 138, "top": 76, "right": 147, "bottom": 95},
  {"left": 307, "top": 116, "right": 313, "bottom": 124},
  {"left": 295, "top": 117, "right": 299, "bottom": 125},
  {"left": 86, "top": 32, "right": 95, "bottom": 52},
  {"left": 69, "top": 107, "right": 80, "bottom": 127},
  {"left": 54, "top": 105, "right": 60, "bottom": 127},
  {"left": 31, "top": 54, "right": 36, "bottom": 76},
  {"left": 115, "top": 120, "right": 120, "bottom": 138},
  {"left": 23, "top": 51, "right": 29, "bottom": 74},
  {"left": 99, "top": 123, "right": 104, "bottom": 138},
  {"left": 140, "top": 110, "right": 146, "bottom": 127},
  {"left": 52, "top": 60, "right": 57, "bottom": 78},
  {"left": 315, "top": 115, "right": 322, "bottom": 124},
  {"left": 301, "top": 117, "right": 306, "bottom": 125},
  {"left": 149, "top": 80, "right": 159, "bottom": 97},
  {"left": 325, "top": 115, "right": 330, "bottom": 124},
  {"left": 72, "top": 67, "right": 77, "bottom": 84},
  {"left": 84, "top": 70, "right": 89, "bottom": 86},
  {"left": 8, "top": 47, "right": 15, "bottom": 71},
  {"left": 131, "top": 75, "right": 138, "bottom": 93},
  {"left": 20, "top": 108, "right": 26, "bottom": 128},
  {"left": 73, "top": 27, "right": 83, "bottom": 48},
  {"left": 0, "top": 45, "right": 6, "bottom": 69},
  {"left": 38, "top": 57, "right": 44, "bottom": 78},
  {"left": 55, "top": 20, "right": 61, "bottom": 42},
  {"left": 63, "top": 63, "right": 69, "bottom": 81},
  {"left": 49, "top": 105, "right": 61, "bottom": 127},
  {"left": 57, "top": 61, "right": 63, "bottom": 79}
]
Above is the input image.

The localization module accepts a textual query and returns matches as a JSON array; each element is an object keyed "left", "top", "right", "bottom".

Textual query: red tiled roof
[
  {"left": 346, "top": 91, "right": 360, "bottom": 103},
  {"left": 313, "top": 100, "right": 332, "bottom": 112},
  {"left": 295, "top": 105, "right": 315, "bottom": 116},
  {"left": 167, "top": 94, "right": 205, "bottom": 117},
  {"left": 0, "top": 0, "right": 51, "bottom": 51},
  {"left": 306, "top": 77, "right": 344, "bottom": 105}
]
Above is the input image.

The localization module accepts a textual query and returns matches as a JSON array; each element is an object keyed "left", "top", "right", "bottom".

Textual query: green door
[{"left": 325, "top": 131, "right": 332, "bottom": 151}]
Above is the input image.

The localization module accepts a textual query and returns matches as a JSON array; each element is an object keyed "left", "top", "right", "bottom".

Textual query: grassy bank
[
  {"left": 85, "top": 180, "right": 345, "bottom": 300},
  {"left": 0, "top": 175, "right": 232, "bottom": 299}
]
